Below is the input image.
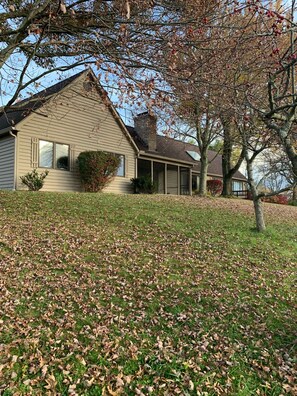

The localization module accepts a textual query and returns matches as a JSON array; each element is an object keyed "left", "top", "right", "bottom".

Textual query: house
[
  {"left": 0, "top": 70, "right": 138, "bottom": 193},
  {"left": 128, "top": 113, "right": 246, "bottom": 195},
  {"left": 0, "top": 70, "right": 246, "bottom": 194}
]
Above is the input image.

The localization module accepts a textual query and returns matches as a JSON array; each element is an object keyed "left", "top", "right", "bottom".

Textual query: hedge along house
[
  {"left": 127, "top": 112, "right": 247, "bottom": 195},
  {"left": 0, "top": 70, "right": 138, "bottom": 193},
  {"left": 0, "top": 69, "right": 246, "bottom": 194}
]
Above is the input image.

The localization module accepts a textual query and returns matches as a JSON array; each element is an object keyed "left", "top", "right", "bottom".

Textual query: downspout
[{"left": 9, "top": 129, "right": 17, "bottom": 191}]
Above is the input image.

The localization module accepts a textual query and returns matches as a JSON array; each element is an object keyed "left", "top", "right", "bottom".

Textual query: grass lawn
[{"left": 0, "top": 191, "right": 296, "bottom": 395}]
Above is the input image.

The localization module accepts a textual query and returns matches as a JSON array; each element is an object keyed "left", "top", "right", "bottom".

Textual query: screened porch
[{"left": 137, "top": 159, "right": 191, "bottom": 195}]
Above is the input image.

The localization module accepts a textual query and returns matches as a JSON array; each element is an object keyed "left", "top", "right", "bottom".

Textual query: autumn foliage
[
  {"left": 207, "top": 179, "right": 223, "bottom": 196},
  {"left": 262, "top": 194, "right": 289, "bottom": 205},
  {"left": 77, "top": 151, "right": 120, "bottom": 192},
  {"left": 247, "top": 191, "right": 289, "bottom": 205}
]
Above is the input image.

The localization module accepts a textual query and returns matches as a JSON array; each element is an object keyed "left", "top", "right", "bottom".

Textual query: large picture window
[{"left": 39, "top": 140, "right": 69, "bottom": 170}]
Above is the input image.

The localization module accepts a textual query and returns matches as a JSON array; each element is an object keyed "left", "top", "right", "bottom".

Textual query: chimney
[{"left": 134, "top": 112, "right": 157, "bottom": 151}]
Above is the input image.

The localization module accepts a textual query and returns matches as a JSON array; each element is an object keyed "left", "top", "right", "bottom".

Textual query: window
[
  {"left": 116, "top": 154, "right": 125, "bottom": 177},
  {"left": 232, "top": 180, "right": 243, "bottom": 191},
  {"left": 186, "top": 150, "right": 201, "bottom": 161},
  {"left": 39, "top": 140, "right": 69, "bottom": 170},
  {"left": 192, "top": 175, "right": 199, "bottom": 191},
  {"left": 39, "top": 140, "right": 53, "bottom": 168},
  {"left": 56, "top": 143, "right": 69, "bottom": 170}
]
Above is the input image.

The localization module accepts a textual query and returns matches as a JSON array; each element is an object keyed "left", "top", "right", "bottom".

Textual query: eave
[
  {"left": 0, "top": 126, "right": 19, "bottom": 138},
  {"left": 138, "top": 151, "right": 194, "bottom": 166}
]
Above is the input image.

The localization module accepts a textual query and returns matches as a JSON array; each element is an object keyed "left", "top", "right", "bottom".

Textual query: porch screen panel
[
  {"left": 153, "top": 162, "right": 165, "bottom": 193},
  {"left": 167, "top": 165, "right": 178, "bottom": 195},
  {"left": 180, "top": 167, "right": 190, "bottom": 195},
  {"left": 138, "top": 159, "right": 151, "bottom": 179},
  {"left": 192, "top": 174, "right": 199, "bottom": 192}
]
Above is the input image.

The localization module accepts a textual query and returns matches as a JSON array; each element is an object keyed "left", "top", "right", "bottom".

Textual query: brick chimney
[{"left": 134, "top": 112, "right": 157, "bottom": 151}]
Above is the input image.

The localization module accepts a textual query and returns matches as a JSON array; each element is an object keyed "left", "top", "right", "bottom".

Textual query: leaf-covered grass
[{"left": 0, "top": 191, "right": 296, "bottom": 395}]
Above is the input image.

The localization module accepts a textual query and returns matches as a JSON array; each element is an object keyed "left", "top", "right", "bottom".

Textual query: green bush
[
  {"left": 131, "top": 176, "right": 156, "bottom": 194},
  {"left": 77, "top": 151, "right": 121, "bottom": 192},
  {"left": 20, "top": 169, "right": 49, "bottom": 191},
  {"left": 289, "top": 200, "right": 297, "bottom": 206}
]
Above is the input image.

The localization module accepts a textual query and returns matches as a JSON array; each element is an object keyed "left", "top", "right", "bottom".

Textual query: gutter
[
  {"left": 138, "top": 151, "right": 194, "bottom": 167},
  {"left": 191, "top": 169, "right": 247, "bottom": 182},
  {"left": 0, "top": 126, "right": 16, "bottom": 138}
]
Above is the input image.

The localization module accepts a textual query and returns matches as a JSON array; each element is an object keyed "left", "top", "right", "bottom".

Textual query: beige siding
[
  {"left": 16, "top": 77, "right": 136, "bottom": 193},
  {"left": 0, "top": 136, "right": 15, "bottom": 189}
]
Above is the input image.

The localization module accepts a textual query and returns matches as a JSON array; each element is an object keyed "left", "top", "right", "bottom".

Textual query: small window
[
  {"left": 186, "top": 150, "right": 201, "bottom": 161},
  {"left": 116, "top": 155, "right": 125, "bottom": 177},
  {"left": 39, "top": 140, "right": 69, "bottom": 170}
]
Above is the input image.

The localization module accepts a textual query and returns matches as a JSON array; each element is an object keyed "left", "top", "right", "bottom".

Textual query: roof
[
  {"left": 0, "top": 70, "right": 86, "bottom": 134},
  {"left": 126, "top": 126, "right": 247, "bottom": 181}
]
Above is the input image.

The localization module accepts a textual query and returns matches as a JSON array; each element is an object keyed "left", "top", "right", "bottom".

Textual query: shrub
[
  {"left": 262, "top": 195, "right": 288, "bottom": 205},
  {"left": 289, "top": 200, "right": 297, "bottom": 206},
  {"left": 77, "top": 151, "right": 120, "bottom": 192},
  {"left": 131, "top": 176, "right": 156, "bottom": 194},
  {"left": 246, "top": 190, "right": 253, "bottom": 200},
  {"left": 207, "top": 179, "right": 223, "bottom": 196},
  {"left": 20, "top": 169, "right": 49, "bottom": 191}
]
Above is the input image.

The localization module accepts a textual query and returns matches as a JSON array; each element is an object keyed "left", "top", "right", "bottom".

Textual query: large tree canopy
[{"left": 0, "top": 0, "right": 222, "bottom": 110}]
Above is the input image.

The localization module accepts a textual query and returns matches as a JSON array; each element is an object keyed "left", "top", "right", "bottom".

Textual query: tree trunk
[
  {"left": 245, "top": 149, "right": 266, "bottom": 232},
  {"left": 292, "top": 186, "right": 297, "bottom": 203},
  {"left": 222, "top": 175, "right": 233, "bottom": 196},
  {"left": 273, "top": 124, "right": 297, "bottom": 201},
  {"left": 253, "top": 196, "right": 266, "bottom": 232},
  {"left": 282, "top": 131, "right": 297, "bottom": 184},
  {"left": 220, "top": 115, "right": 244, "bottom": 197},
  {"left": 221, "top": 117, "right": 233, "bottom": 196},
  {"left": 198, "top": 150, "right": 209, "bottom": 196}
]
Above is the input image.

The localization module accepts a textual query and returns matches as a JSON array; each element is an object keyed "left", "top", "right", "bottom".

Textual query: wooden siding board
[
  {"left": 0, "top": 136, "right": 15, "bottom": 189},
  {"left": 16, "top": 78, "right": 136, "bottom": 193}
]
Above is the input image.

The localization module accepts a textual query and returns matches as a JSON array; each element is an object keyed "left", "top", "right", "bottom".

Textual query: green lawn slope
[{"left": 0, "top": 191, "right": 296, "bottom": 395}]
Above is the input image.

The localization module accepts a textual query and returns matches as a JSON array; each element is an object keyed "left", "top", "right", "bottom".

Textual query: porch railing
[{"left": 232, "top": 190, "right": 249, "bottom": 198}]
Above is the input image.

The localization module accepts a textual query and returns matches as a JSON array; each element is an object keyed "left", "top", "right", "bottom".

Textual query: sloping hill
[{"left": 0, "top": 192, "right": 296, "bottom": 395}]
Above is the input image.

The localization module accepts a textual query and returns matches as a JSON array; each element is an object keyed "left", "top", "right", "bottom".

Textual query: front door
[{"left": 180, "top": 168, "right": 190, "bottom": 195}]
